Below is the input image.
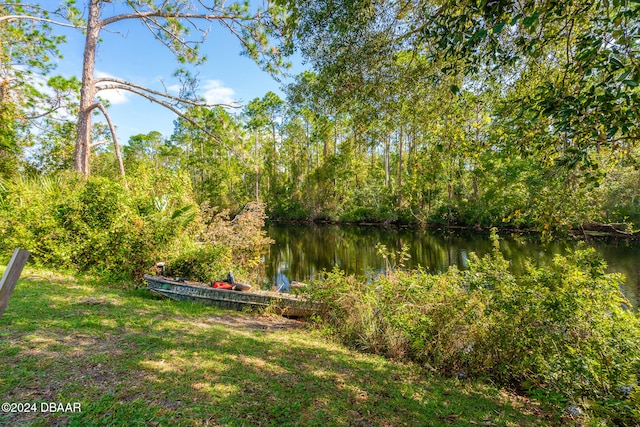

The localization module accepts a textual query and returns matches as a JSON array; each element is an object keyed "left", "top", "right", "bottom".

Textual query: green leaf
[
  {"left": 618, "top": 70, "right": 632, "bottom": 81},
  {"left": 492, "top": 21, "right": 506, "bottom": 34},
  {"left": 609, "top": 56, "right": 624, "bottom": 69},
  {"left": 450, "top": 84, "right": 460, "bottom": 94},
  {"left": 522, "top": 12, "right": 540, "bottom": 28},
  {"left": 623, "top": 80, "right": 638, "bottom": 87},
  {"left": 472, "top": 28, "right": 488, "bottom": 41}
]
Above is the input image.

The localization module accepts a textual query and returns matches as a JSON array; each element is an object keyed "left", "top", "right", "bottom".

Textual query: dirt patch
[{"left": 202, "top": 314, "right": 308, "bottom": 331}]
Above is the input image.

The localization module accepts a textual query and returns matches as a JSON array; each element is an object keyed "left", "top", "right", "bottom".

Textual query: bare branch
[
  {"left": 95, "top": 77, "right": 240, "bottom": 108},
  {"left": 101, "top": 11, "right": 244, "bottom": 27},
  {"left": 121, "top": 0, "right": 209, "bottom": 59},
  {"left": 24, "top": 104, "right": 64, "bottom": 120},
  {"left": 95, "top": 103, "right": 125, "bottom": 177},
  {"left": 0, "top": 14, "right": 81, "bottom": 29},
  {"left": 95, "top": 83, "right": 246, "bottom": 162},
  {"left": 86, "top": 102, "right": 101, "bottom": 114},
  {"left": 138, "top": 15, "right": 198, "bottom": 57}
]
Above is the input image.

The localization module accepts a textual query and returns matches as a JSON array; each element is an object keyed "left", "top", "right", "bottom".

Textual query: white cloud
[
  {"left": 166, "top": 84, "right": 181, "bottom": 94},
  {"left": 95, "top": 70, "right": 130, "bottom": 105},
  {"left": 202, "top": 80, "right": 236, "bottom": 105}
]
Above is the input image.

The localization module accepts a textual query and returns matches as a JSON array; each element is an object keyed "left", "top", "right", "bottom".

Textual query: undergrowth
[
  {"left": 305, "top": 230, "right": 640, "bottom": 425},
  {"left": 0, "top": 173, "right": 272, "bottom": 285}
]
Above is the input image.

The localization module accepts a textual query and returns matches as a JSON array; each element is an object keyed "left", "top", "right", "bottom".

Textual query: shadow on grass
[{"left": 0, "top": 274, "right": 548, "bottom": 426}]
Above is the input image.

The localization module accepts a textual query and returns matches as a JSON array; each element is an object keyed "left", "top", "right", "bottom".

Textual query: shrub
[
  {"left": 197, "top": 201, "right": 273, "bottom": 282},
  {"left": 307, "top": 232, "right": 640, "bottom": 420},
  {"left": 165, "top": 243, "right": 232, "bottom": 283},
  {"left": 0, "top": 171, "right": 200, "bottom": 280}
]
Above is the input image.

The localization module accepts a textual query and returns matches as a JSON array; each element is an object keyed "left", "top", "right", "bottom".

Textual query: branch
[
  {"left": 582, "top": 222, "right": 634, "bottom": 236},
  {"left": 95, "top": 103, "right": 125, "bottom": 178},
  {"left": 100, "top": 8, "right": 257, "bottom": 65},
  {"left": 95, "top": 77, "right": 239, "bottom": 108},
  {"left": 95, "top": 83, "right": 247, "bottom": 163},
  {"left": 101, "top": 11, "right": 243, "bottom": 27},
  {"left": 138, "top": 14, "right": 198, "bottom": 55},
  {"left": 86, "top": 102, "right": 101, "bottom": 115},
  {"left": 24, "top": 104, "right": 65, "bottom": 120},
  {"left": 217, "top": 18, "right": 255, "bottom": 57},
  {"left": 0, "top": 14, "right": 81, "bottom": 29}
]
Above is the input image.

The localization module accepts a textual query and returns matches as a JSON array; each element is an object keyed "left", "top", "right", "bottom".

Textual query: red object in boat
[{"left": 212, "top": 281, "right": 233, "bottom": 290}]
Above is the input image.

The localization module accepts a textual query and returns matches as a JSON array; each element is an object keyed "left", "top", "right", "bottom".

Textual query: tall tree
[
  {"left": 244, "top": 91, "right": 284, "bottom": 202},
  {"left": 171, "top": 106, "right": 252, "bottom": 208},
  {"left": 2, "top": 0, "right": 290, "bottom": 176},
  {"left": 75, "top": 0, "right": 289, "bottom": 175},
  {"left": 0, "top": 1, "right": 73, "bottom": 176}
]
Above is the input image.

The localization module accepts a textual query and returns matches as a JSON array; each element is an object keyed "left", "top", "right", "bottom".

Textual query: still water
[{"left": 262, "top": 224, "right": 640, "bottom": 306}]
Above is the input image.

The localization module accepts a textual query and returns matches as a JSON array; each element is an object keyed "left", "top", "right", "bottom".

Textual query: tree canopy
[
  {"left": 280, "top": 0, "right": 640, "bottom": 166},
  {"left": 2, "top": 0, "right": 640, "bottom": 234}
]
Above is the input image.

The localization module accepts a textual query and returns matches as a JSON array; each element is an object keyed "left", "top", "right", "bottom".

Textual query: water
[{"left": 262, "top": 224, "right": 640, "bottom": 306}]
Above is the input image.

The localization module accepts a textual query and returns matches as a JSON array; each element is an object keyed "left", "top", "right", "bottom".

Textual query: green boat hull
[{"left": 144, "top": 275, "right": 322, "bottom": 317}]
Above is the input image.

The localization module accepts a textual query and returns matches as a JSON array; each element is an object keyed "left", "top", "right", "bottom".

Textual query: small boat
[{"left": 144, "top": 275, "right": 323, "bottom": 318}]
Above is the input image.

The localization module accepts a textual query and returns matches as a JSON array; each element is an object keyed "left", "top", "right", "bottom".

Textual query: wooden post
[{"left": 0, "top": 249, "right": 31, "bottom": 318}]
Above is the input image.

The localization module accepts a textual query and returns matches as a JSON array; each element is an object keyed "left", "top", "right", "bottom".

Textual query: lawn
[{"left": 0, "top": 268, "right": 554, "bottom": 426}]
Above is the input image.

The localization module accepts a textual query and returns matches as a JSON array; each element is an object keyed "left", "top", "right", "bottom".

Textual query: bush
[
  {"left": 165, "top": 243, "right": 232, "bottom": 283},
  {"left": 0, "top": 171, "right": 200, "bottom": 280},
  {"left": 159, "top": 202, "right": 273, "bottom": 284},
  {"left": 197, "top": 201, "right": 272, "bottom": 282},
  {"left": 307, "top": 232, "right": 640, "bottom": 421}
]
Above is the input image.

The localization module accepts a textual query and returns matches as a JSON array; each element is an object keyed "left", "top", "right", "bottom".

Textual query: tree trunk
[
  {"left": 384, "top": 136, "right": 390, "bottom": 187},
  {"left": 254, "top": 134, "right": 260, "bottom": 202},
  {"left": 74, "top": 0, "right": 101, "bottom": 175},
  {"left": 397, "top": 127, "right": 403, "bottom": 208},
  {"left": 271, "top": 122, "right": 277, "bottom": 196}
]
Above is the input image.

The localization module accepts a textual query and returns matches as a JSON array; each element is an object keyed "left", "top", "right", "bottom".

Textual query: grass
[{"left": 0, "top": 267, "right": 555, "bottom": 426}]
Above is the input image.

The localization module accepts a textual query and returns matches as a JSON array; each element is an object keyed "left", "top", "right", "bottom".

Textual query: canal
[{"left": 261, "top": 224, "right": 640, "bottom": 306}]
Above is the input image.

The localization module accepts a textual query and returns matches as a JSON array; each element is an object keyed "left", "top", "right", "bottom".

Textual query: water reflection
[{"left": 262, "top": 224, "right": 640, "bottom": 306}]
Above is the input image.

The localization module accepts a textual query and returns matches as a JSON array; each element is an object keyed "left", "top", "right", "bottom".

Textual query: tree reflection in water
[{"left": 261, "top": 224, "right": 640, "bottom": 306}]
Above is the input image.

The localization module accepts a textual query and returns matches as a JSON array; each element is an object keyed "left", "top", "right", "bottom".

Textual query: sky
[{"left": 50, "top": 1, "right": 303, "bottom": 144}]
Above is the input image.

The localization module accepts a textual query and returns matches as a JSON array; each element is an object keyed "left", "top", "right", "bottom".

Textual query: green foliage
[
  {"left": 284, "top": 0, "right": 640, "bottom": 169},
  {"left": 307, "top": 239, "right": 640, "bottom": 422},
  {"left": 171, "top": 106, "right": 255, "bottom": 210},
  {"left": 0, "top": 2, "right": 78, "bottom": 177},
  {"left": 6, "top": 0, "right": 640, "bottom": 236},
  {"left": 0, "top": 170, "right": 199, "bottom": 280},
  {"left": 145, "top": 200, "right": 274, "bottom": 284},
  {"left": 165, "top": 243, "right": 232, "bottom": 283},
  {"left": 229, "top": 0, "right": 639, "bottom": 236},
  {"left": 197, "top": 201, "right": 274, "bottom": 283}
]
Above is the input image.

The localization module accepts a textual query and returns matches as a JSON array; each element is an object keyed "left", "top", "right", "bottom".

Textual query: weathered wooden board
[{"left": 0, "top": 249, "right": 31, "bottom": 318}]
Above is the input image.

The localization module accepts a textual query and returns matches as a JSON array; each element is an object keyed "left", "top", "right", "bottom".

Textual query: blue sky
[{"left": 51, "top": 1, "right": 301, "bottom": 143}]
